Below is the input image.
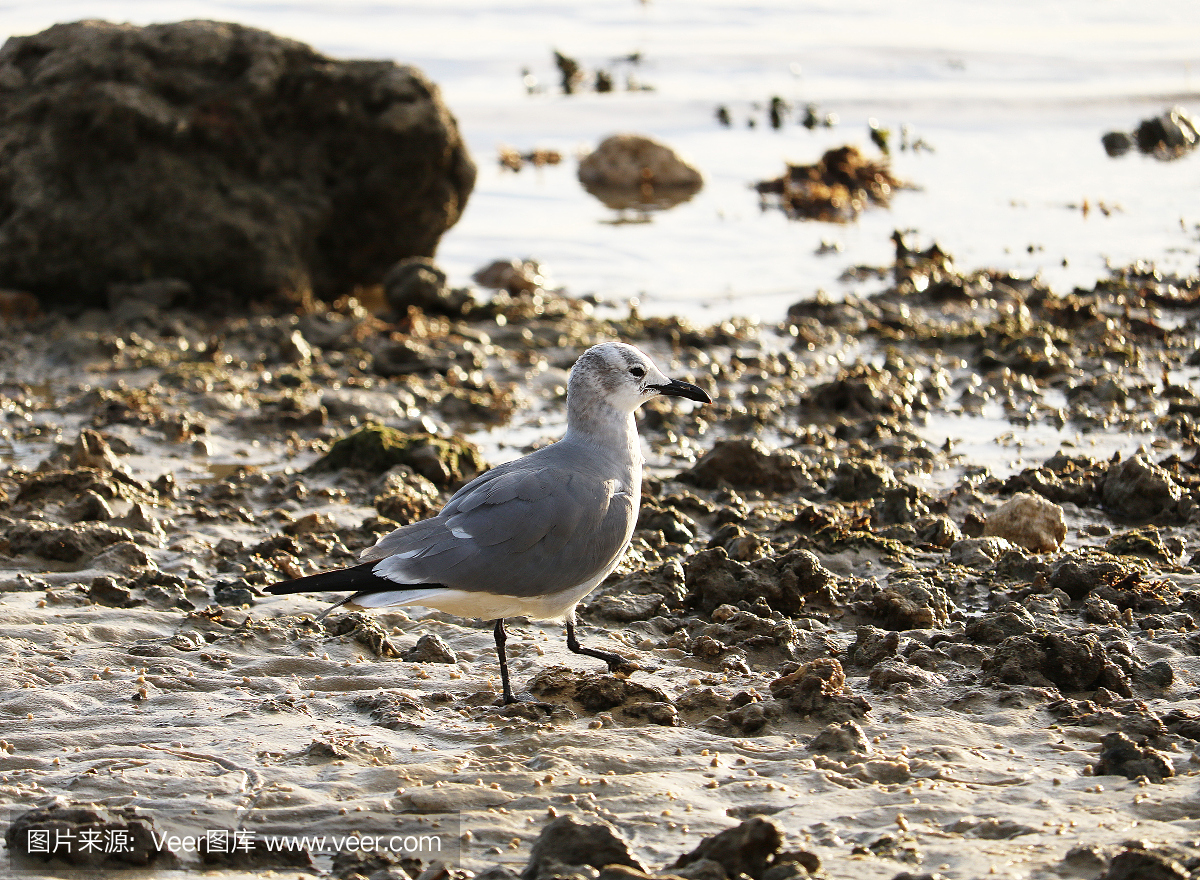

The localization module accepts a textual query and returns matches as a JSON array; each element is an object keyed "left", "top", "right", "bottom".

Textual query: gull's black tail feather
[{"left": 266, "top": 561, "right": 394, "bottom": 596}]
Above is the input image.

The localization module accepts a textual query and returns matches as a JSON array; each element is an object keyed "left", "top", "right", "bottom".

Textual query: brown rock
[
  {"left": 0, "top": 20, "right": 475, "bottom": 307},
  {"left": 578, "top": 133, "right": 703, "bottom": 210},
  {"left": 672, "top": 816, "right": 783, "bottom": 880},
  {"left": 681, "top": 438, "right": 810, "bottom": 492},
  {"left": 1094, "top": 732, "right": 1175, "bottom": 783},
  {"left": 983, "top": 492, "right": 1067, "bottom": 552},
  {"left": 521, "top": 815, "right": 647, "bottom": 879},
  {"left": 1102, "top": 455, "right": 1182, "bottom": 521}
]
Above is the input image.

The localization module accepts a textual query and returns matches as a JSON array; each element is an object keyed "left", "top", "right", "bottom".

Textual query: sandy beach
[{"left": 2, "top": 236, "right": 1200, "bottom": 878}]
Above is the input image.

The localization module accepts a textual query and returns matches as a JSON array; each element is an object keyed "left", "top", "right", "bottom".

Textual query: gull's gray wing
[{"left": 359, "top": 458, "right": 637, "bottom": 599}]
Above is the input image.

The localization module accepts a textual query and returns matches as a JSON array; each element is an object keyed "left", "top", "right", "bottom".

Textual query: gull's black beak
[{"left": 652, "top": 378, "right": 712, "bottom": 404}]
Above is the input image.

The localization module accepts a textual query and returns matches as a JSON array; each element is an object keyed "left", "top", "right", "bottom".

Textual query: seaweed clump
[{"left": 755, "top": 145, "right": 902, "bottom": 222}]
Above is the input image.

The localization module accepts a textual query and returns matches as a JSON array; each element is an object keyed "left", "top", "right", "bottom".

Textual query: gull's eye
[{"left": 629, "top": 365, "right": 646, "bottom": 380}]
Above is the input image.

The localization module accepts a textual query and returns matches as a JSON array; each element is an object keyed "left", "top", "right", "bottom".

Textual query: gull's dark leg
[
  {"left": 493, "top": 618, "right": 516, "bottom": 704},
  {"left": 566, "top": 619, "right": 628, "bottom": 673}
]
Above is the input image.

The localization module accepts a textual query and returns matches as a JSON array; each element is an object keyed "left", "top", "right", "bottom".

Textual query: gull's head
[{"left": 568, "top": 342, "right": 712, "bottom": 418}]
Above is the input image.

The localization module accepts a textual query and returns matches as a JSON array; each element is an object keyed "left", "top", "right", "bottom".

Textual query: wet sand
[{"left": 2, "top": 243, "right": 1200, "bottom": 879}]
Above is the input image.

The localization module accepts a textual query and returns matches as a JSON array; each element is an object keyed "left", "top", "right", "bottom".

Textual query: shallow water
[{"left": 7, "top": 1, "right": 1200, "bottom": 321}]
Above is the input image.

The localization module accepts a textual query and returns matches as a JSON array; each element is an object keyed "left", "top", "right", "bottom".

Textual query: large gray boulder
[{"left": 0, "top": 20, "right": 476, "bottom": 308}]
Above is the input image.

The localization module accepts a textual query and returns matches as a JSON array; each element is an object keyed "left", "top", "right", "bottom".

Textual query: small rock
[
  {"left": 402, "top": 633, "right": 457, "bottom": 663},
  {"left": 808, "top": 720, "right": 870, "bottom": 754},
  {"left": 472, "top": 258, "right": 546, "bottom": 293},
  {"left": 854, "top": 571, "right": 953, "bottom": 630},
  {"left": 964, "top": 609, "right": 1037, "bottom": 644},
  {"left": 89, "top": 576, "right": 136, "bottom": 607},
  {"left": 948, "top": 537, "right": 1013, "bottom": 568},
  {"left": 587, "top": 593, "right": 664, "bottom": 622},
  {"left": 4, "top": 804, "right": 174, "bottom": 868},
  {"left": 1102, "top": 130, "right": 1135, "bottom": 157},
  {"left": 520, "top": 815, "right": 647, "bottom": 879},
  {"left": 680, "top": 438, "right": 812, "bottom": 493},
  {"left": 1047, "top": 548, "right": 1129, "bottom": 600},
  {"left": 310, "top": 425, "right": 484, "bottom": 487},
  {"left": 213, "top": 582, "right": 256, "bottom": 607},
  {"left": 578, "top": 133, "right": 703, "bottom": 210},
  {"left": 383, "top": 256, "right": 473, "bottom": 315},
  {"left": 1094, "top": 731, "right": 1175, "bottom": 783},
  {"left": 671, "top": 816, "right": 783, "bottom": 880},
  {"left": 982, "top": 492, "right": 1066, "bottom": 552},
  {"left": 867, "top": 659, "right": 946, "bottom": 690},
  {"left": 769, "top": 657, "right": 869, "bottom": 718},
  {"left": 1102, "top": 454, "right": 1182, "bottom": 521},
  {"left": 831, "top": 459, "right": 898, "bottom": 501},
  {"left": 69, "top": 429, "right": 123, "bottom": 472},
  {"left": 1133, "top": 106, "right": 1200, "bottom": 157},
  {"left": 1101, "top": 847, "right": 1190, "bottom": 880},
  {"left": 1104, "top": 527, "right": 1181, "bottom": 563}
]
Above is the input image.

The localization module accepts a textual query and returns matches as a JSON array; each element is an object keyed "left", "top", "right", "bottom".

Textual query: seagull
[{"left": 266, "top": 342, "right": 712, "bottom": 704}]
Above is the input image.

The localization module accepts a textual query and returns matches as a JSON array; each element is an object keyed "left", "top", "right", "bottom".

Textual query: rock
[
  {"left": 476, "top": 869, "right": 522, "bottom": 880},
  {"left": 867, "top": 659, "right": 946, "bottom": 690},
  {"left": 326, "top": 612, "right": 401, "bottom": 658},
  {"left": 755, "top": 145, "right": 900, "bottom": 222},
  {"left": 0, "top": 20, "right": 474, "bottom": 307},
  {"left": 1094, "top": 732, "right": 1175, "bottom": 783},
  {"left": 1134, "top": 106, "right": 1199, "bottom": 157},
  {"left": 769, "top": 657, "right": 869, "bottom": 719},
  {"left": 213, "top": 582, "right": 256, "bottom": 607},
  {"left": 383, "top": 256, "right": 474, "bottom": 316},
  {"left": 587, "top": 592, "right": 664, "bottom": 622},
  {"left": 6, "top": 520, "right": 139, "bottom": 564},
  {"left": 871, "top": 483, "right": 929, "bottom": 525},
  {"left": 830, "top": 459, "right": 898, "bottom": 501},
  {"left": 808, "top": 720, "right": 870, "bottom": 754},
  {"left": 982, "top": 492, "right": 1066, "bottom": 552},
  {"left": 89, "top": 576, "right": 137, "bottom": 607},
  {"left": 1047, "top": 548, "right": 1129, "bottom": 600},
  {"left": 472, "top": 258, "right": 547, "bottom": 293},
  {"left": 402, "top": 782, "right": 514, "bottom": 813},
  {"left": 964, "top": 609, "right": 1036, "bottom": 644},
  {"left": 1102, "top": 455, "right": 1182, "bottom": 521},
  {"left": 520, "top": 815, "right": 647, "bottom": 879},
  {"left": 848, "top": 626, "right": 900, "bottom": 667},
  {"left": 984, "top": 632, "right": 1132, "bottom": 695},
  {"left": 577, "top": 133, "right": 703, "bottom": 210},
  {"left": 638, "top": 504, "right": 697, "bottom": 544},
  {"left": 1101, "top": 847, "right": 1190, "bottom": 880},
  {"left": 910, "top": 514, "right": 962, "bottom": 548},
  {"left": 573, "top": 675, "right": 667, "bottom": 714},
  {"left": 723, "top": 699, "right": 783, "bottom": 735},
  {"left": 310, "top": 425, "right": 484, "bottom": 486},
  {"left": 681, "top": 438, "right": 812, "bottom": 493},
  {"left": 671, "top": 816, "right": 783, "bottom": 880},
  {"left": 1104, "top": 527, "right": 1182, "bottom": 563},
  {"left": 1138, "top": 659, "right": 1175, "bottom": 690},
  {"left": 672, "top": 859, "right": 729, "bottom": 880},
  {"left": 853, "top": 571, "right": 953, "bottom": 630},
  {"left": 1101, "top": 130, "right": 1135, "bottom": 157},
  {"left": 69, "top": 429, "right": 123, "bottom": 473},
  {"left": 948, "top": 536, "right": 1014, "bottom": 568},
  {"left": 685, "top": 547, "right": 838, "bottom": 617},
  {"left": 4, "top": 803, "right": 174, "bottom": 869},
  {"left": 91, "top": 540, "right": 153, "bottom": 575},
  {"left": 66, "top": 490, "right": 115, "bottom": 523},
  {"left": 402, "top": 633, "right": 457, "bottom": 663},
  {"left": 374, "top": 468, "right": 441, "bottom": 525}
]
